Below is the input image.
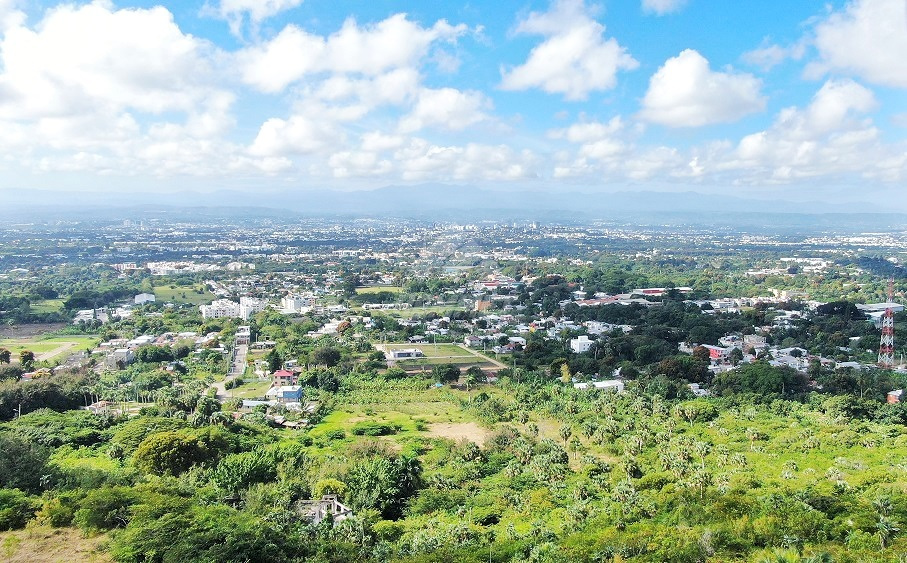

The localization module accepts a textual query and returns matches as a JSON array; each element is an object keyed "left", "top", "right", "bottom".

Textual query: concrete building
[
  {"left": 266, "top": 385, "right": 303, "bottom": 403},
  {"left": 105, "top": 348, "right": 135, "bottom": 369},
  {"left": 235, "top": 326, "right": 252, "bottom": 346},
  {"left": 387, "top": 349, "right": 425, "bottom": 360},
  {"left": 239, "top": 297, "right": 269, "bottom": 320},
  {"left": 200, "top": 299, "right": 240, "bottom": 319},
  {"left": 570, "top": 335, "right": 594, "bottom": 354},
  {"left": 573, "top": 379, "right": 624, "bottom": 392},
  {"left": 298, "top": 495, "right": 354, "bottom": 525}
]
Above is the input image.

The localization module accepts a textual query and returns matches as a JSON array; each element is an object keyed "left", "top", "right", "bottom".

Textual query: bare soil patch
[
  {"left": 0, "top": 323, "right": 66, "bottom": 339},
  {"left": 425, "top": 422, "right": 490, "bottom": 446}
]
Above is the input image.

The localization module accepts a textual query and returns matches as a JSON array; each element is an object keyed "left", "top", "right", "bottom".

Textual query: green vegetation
[
  {"left": 356, "top": 286, "right": 405, "bottom": 294},
  {"left": 152, "top": 285, "right": 215, "bottom": 305}
]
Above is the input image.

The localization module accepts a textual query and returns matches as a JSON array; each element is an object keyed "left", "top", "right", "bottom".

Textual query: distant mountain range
[{"left": 3, "top": 184, "right": 905, "bottom": 230}]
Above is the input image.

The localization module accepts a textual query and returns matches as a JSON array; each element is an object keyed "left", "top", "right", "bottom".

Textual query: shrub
[
  {"left": 351, "top": 421, "right": 401, "bottom": 436},
  {"left": 0, "top": 488, "right": 38, "bottom": 530}
]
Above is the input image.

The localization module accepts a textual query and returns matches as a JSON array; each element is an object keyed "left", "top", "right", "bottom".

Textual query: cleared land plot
[
  {"left": 152, "top": 286, "right": 215, "bottom": 305},
  {"left": 383, "top": 343, "right": 465, "bottom": 357},
  {"left": 228, "top": 379, "right": 273, "bottom": 399},
  {"left": 356, "top": 286, "right": 405, "bottom": 294},
  {"left": 383, "top": 343, "right": 499, "bottom": 370},
  {"left": 426, "top": 422, "right": 490, "bottom": 446},
  {"left": 0, "top": 336, "right": 99, "bottom": 362},
  {"left": 29, "top": 299, "right": 65, "bottom": 314},
  {"left": 0, "top": 526, "right": 111, "bottom": 563},
  {"left": 310, "top": 394, "right": 480, "bottom": 442}
]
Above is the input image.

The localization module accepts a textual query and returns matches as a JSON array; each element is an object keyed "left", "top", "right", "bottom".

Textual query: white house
[
  {"left": 570, "top": 335, "right": 594, "bottom": 354},
  {"left": 387, "top": 349, "right": 425, "bottom": 360},
  {"left": 573, "top": 379, "right": 624, "bottom": 392},
  {"left": 200, "top": 299, "right": 241, "bottom": 319},
  {"left": 134, "top": 293, "right": 156, "bottom": 305}
]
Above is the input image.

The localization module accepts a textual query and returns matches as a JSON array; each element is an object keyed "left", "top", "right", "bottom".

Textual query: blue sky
[{"left": 0, "top": 0, "right": 905, "bottom": 206}]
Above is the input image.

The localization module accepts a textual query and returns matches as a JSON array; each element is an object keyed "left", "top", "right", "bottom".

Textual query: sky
[{"left": 0, "top": 0, "right": 905, "bottom": 206}]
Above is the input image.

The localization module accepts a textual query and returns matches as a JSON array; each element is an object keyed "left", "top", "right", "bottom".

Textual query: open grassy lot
[
  {"left": 29, "top": 299, "right": 65, "bottom": 314},
  {"left": 383, "top": 343, "right": 464, "bottom": 357},
  {"left": 356, "top": 285, "right": 405, "bottom": 294},
  {"left": 152, "top": 285, "right": 215, "bottom": 305},
  {"left": 0, "top": 526, "right": 111, "bottom": 562},
  {"left": 228, "top": 378, "right": 273, "bottom": 399},
  {"left": 0, "top": 336, "right": 99, "bottom": 362},
  {"left": 309, "top": 389, "right": 481, "bottom": 442}
]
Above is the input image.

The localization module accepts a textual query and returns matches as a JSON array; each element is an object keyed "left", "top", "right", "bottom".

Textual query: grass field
[
  {"left": 29, "top": 299, "right": 64, "bottom": 314},
  {"left": 309, "top": 394, "right": 477, "bottom": 441},
  {"left": 229, "top": 379, "right": 273, "bottom": 399},
  {"left": 0, "top": 336, "right": 99, "bottom": 362},
  {"left": 153, "top": 285, "right": 215, "bottom": 305},
  {"left": 0, "top": 526, "right": 111, "bottom": 562},
  {"left": 383, "top": 343, "right": 464, "bottom": 357},
  {"left": 356, "top": 286, "right": 405, "bottom": 294}
]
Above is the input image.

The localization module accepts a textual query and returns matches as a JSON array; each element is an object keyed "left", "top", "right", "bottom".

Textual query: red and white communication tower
[{"left": 877, "top": 278, "right": 895, "bottom": 368}]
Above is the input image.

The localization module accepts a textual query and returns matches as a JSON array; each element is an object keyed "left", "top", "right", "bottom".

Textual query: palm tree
[
  {"left": 558, "top": 424, "right": 572, "bottom": 448},
  {"left": 876, "top": 516, "right": 899, "bottom": 549}
]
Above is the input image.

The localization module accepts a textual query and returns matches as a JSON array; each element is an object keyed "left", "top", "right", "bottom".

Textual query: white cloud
[
  {"left": 398, "top": 87, "right": 491, "bottom": 133},
  {"left": 396, "top": 139, "right": 536, "bottom": 181},
  {"left": 237, "top": 14, "right": 467, "bottom": 93},
  {"left": 216, "top": 0, "right": 304, "bottom": 36},
  {"left": 360, "top": 131, "right": 405, "bottom": 152},
  {"left": 639, "top": 49, "right": 765, "bottom": 127},
  {"left": 742, "top": 41, "right": 806, "bottom": 70},
  {"left": 642, "top": 0, "right": 687, "bottom": 16},
  {"left": 809, "top": 0, "right": 907, "bottom": 88},
  {"left": 731, "top": 79, "right": 883, "bottom": 180},
  {"left": 249, "top": 115, "right": 343, "bottom": 156},
  {"left": 328, "top": 150, "right": 392, "bottom": 178},
  {"left": 500, "top": 0, "right": 638, "bottom": 100},
  {"left": 0, "top": 2, "right": 251, "bottom": 177},
  {"left": 0, "top": 2, "right": 220, "bottom": 119},
  {"left": 549, "top": 116, "right": 627, "bottom": 161}
]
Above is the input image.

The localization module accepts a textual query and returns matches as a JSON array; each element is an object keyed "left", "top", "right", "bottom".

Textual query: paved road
[{"left": 213, "top": 344, "right": 247, "bottom": 401}]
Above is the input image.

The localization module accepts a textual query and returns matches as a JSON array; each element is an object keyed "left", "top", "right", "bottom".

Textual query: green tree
[
  {"left": 133, "top": 431, "right": 208, "bottom": 476},
  {"left": 0, "top": 349, "right": 10, "bottom": 364},
  {"left": 19, "top": 350, "right": 35, "bottom": 370},
  {"left": 432, "top": 363, "right": 461, "bottom": 384}
]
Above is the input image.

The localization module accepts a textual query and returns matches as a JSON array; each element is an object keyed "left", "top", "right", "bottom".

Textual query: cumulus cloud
[
  {"left": 328, "top": 150, "right": 392, "bottom": 178},
  {"left": 396, "top": 139, "right": 536, "bottom": 182},
  {"left": 237, "top": 14, "right": 467, "bottom": 93},
  {"left": 639, "top": 49, "right": 765, "bottom": 127},
  {"left": 0, "top": 2, "right": 251, "bottom": 176},
  {"left": 398, "top": 87, "right": 491, "bottom": 133},
  {"left": 249, "top": 115, "right": 343, "bottom": 156},
  {"left": 0, "top": 2, "right": 220, "bottom": 119},
  {"left": 731, "top": 79, "right": 883, "bottom": 180},
  {"left": 500, "top": 0, "right": 637, "bottom": 100},
  {"left": 809, "top": 0, "right": 907, "bottom": 88},
  {"left": 641, "top": 0, "right": 687, "bottom": 16},
  {"left": 215, "top": 0, "right": 304, "bottom": 36},
  {"left": 742, "top": 41, "right": 806, "bottom": 70}
]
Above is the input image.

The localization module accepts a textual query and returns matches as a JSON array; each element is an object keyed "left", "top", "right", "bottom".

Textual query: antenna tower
[{"left": 877, "top": 277, "right": 895, "bottom": 368}]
